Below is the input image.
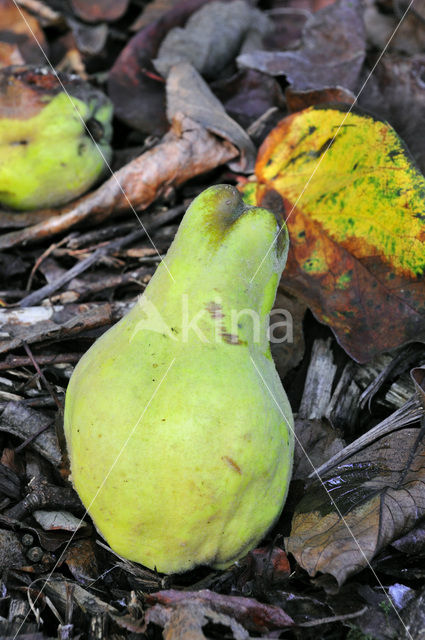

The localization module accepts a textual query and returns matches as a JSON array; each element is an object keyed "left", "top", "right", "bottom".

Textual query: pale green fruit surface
[
  {"left": 64, "top": 185, "right": 294, "bottom": 573},
  {"left": 0, "top": 67, "right": 113, "bottom": 210}
]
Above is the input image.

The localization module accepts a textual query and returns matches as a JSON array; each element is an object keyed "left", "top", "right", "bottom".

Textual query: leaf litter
[{"left": 0, "top": 0, "right": 425, "bottom": 638}]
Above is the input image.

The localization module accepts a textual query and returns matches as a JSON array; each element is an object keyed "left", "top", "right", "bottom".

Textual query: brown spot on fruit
[
  {"left": 222, "top": 456, "right": 242, "bottom": 474},
  {"left": 222, "top": 332, "right": 244, "bottom": 345},
  {"left": 206, "top": 301, "right": 224, "bottom": 319}
]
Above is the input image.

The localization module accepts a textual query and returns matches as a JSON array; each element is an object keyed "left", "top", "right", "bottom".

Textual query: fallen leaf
[
  {"left": 146, "top": 589, "right": 294, "bottom": 633},
  {"left": 70, "top": 0, "right": 130, "bottom": 22},
  {"left": 43, "top": 577, "right": 119, "bottom": 624},
  {"left": 292, "top": 418, "right": 345, "bottom": 480},
  {"left": 32, "top": 510, "right": 88, "bottom": 532},
  {"left": 166, "top": 63, "right": 255, "bottom": 171},
  {"left": 108, "top": 0, "right": 211, "bottom": 135},
  {"left": 253, "top": 105, "right": 425, "bottom": 362},
  {"left": 392, "top": 518, "right": 425, "bottom": 555},
  {"left": 269, "top": 288, "right": 306, "bottom": 380},
  {"left": 359, "top": 54, "right": 425, "bottom": 175},
  {"left": 265, "top": 7, "right": 309, "bottom": 52},
  {"left": 364, "top": 0, "right": 425, "bottom": 56},
  {"left": 285, "top": 85, "right": 355, "bottom": 113},
  {"left": 0, "top": 41, "right": 24, "bottom": 67},
  {"left": 131, "top": 0, "right": 185, "bottom": 31},
  {"left": 0, "top": 209, "right": 61, "bottom": 230},
  {"left": 62, "top": 539, "right": 99, "bottom": 585},
  {"left": 153, "top": 0, "right": 270, "bottom": 79},
  {"left": 238, "top": 0, "right": 365, "bottom": 92},
  {"left": 67, "top": 17, "right": 108, "bottom": 56},
  {"left": 212, "top": 69, "right": 285, "bottom": 130},
  {"left": 0, "top": 0, "right": 47, "bottom": 64},
  {"left": 0, "top": 114, "right": 237, "bottom": 249},
  {"left": 286, "top": 375, "right": 425, "bottom": 585},
  {"left": 349, "top": 584, "right": 406, "bottom": 640},
  {"left": 244, "top": 546, "right": 291, "bottom": 588},
  {"left": 146, "top": 602, "right": 249, "bottom": 640}
]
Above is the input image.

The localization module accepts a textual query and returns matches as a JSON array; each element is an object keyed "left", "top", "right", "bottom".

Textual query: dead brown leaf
[
  {"left": 146, "top": 589, "right": 294, "bottom": 634},
  {"left": 293, "top": 418, "right": 345, "bottom": 481},
  {"left": 270, "top": 287, "right": 306, "bottom": 380},
  {"left": 108, "top": 0, "right": 210, "bottom": 135},
  {"left": 0, "top": 0, "right": 47, "bottom": 64},
  {"left": 0, "top": 41, "right": 24, "bottom": 67},
  {"left": 166, "top": 63, "right": 255, "bottom": 171},
  {"left": 0, "top": 114, "right": 237, "bottom": 249},
  {"left": 146, "top": 601, "right": 249, "bottom": 640},
  {"left": 285, "top": 85, "right": 355, "bottom": 112},
  {"left": 62, "top": 538, "right": 99, "bottom": 585},
  {"left": 153, "top": 0, "right": 270, "bottom": 79},
  {"left": 238, "top": 0, "right": 365, "bottom": 92},
  {"left": 286, "top": 383, "right": 425, "bottom": 586},
  {"left": 70, "top": 0, "right": 130, "bottom": 22}
]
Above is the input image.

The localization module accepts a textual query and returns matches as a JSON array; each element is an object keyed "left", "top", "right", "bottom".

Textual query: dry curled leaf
[
  {"left": 146, "top": 602, "right": 249, "bottom": 640},
  {"left": 286, "top": 380, "right": 425, "bottom": 586},
  {"left": 146, "top": 589, "right": 294, "bottom": 634},
  {"left": 166, "top": 63, "right": 255, "bottom": 171}
]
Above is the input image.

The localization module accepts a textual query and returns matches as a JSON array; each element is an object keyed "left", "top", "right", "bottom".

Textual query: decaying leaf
[
  {"left": 252, "top": 105, "right": 425, "bottom": 362},
  {"left": 359, "top": 53, "right": 425, "bottom": 175},
  {"left": 285, "top": 85, "right": 356, "bottom": 113},
  {"left": 293, "top": 418, "right": 345, "bottom": 481},
  {"left": 286, "top": 369, "right": 425, "bottom": 585},
  {"left": 238, "top": 0, "right": 365, "bottom": 92},
  {"left": 108, "top": 0, "right": 210, "bottom": 135},
  {"left": 146, "top": 589, "right": 294, "bottom": 634},
  {"left": 0, "top": 41, "right": 24, "bottom": 67},
  {"left": 62, "top": 539, "right": 99, "bottom": 585},
  {"left": 70, "top": 0, "right": 130, "bottom": 23},
  {"left": 153, "top": 0, "right": 270, "bottom": 79},
  {"left": 212, "top": 69, "right": 285, "bottom": 130},
  {"left": 166, "top": 63, "right": 255, "bottom": 171},
  {"left": 0, "top": 114, "right": 237, "bottom": 249},
  {"left": 145, "top": 602, "right": 249, "bottom": 640},
  {"left": 0, "top": 0, "right": 47, "bottom": 64},
  {"left": 269, "top": 288, "right": 306, "bottom": 380},
  {"left": 32, "top": 510, "right": 87, "bottom": 532}
]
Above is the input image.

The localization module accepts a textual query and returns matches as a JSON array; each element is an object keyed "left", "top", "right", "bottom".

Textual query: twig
[
  {"left": 297, "top": 606, "right": 369, "bottom": 627},
  {"left": 26, "top": 234, "right": 76, "bottom": 291},
  {"left": 19, "top": 205, "right": 184, "bottom": 308},
  {"left": 14, "top": 422, "right": 52, "bottom": 454},
  {"left": 22, "top": 342, "right": 63, "bottom": 413},
  {"left": 0, "top": 353, "right": 80, "bottom": 371}
]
